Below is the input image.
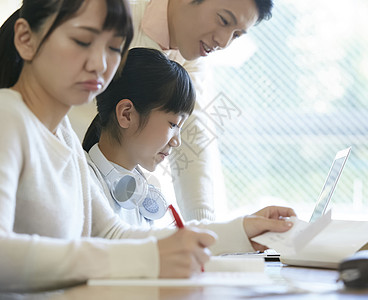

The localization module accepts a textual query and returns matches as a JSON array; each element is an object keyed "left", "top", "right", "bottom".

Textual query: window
[
  {"left": 2, "top": 1, "right": 367, "bottom": 223},
  {"left": 0, "top": 1, "right": 21, "bottom": 26},
  {"left": 207, "top": 0, "right": 368, "bottom": 221}
]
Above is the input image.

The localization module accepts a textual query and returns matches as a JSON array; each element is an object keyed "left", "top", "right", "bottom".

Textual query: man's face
[{"left": 168, "top": 0, "right": 259, "bottom": 60}]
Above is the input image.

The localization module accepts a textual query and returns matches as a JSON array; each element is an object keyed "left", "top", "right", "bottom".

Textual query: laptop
[
  {"left": 309, "top": 147, "right": 351, "bottom": 222},
  {"left": 277, "top": 147, "right": 354, "bottom": 268},
  {"left": 253, "top": 147, "right": 351, "bottom": 263}
]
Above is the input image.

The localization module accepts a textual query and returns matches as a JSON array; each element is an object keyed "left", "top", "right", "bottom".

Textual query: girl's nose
[{"left": 169, "top": 132, "right": 181, "bottom": 148}]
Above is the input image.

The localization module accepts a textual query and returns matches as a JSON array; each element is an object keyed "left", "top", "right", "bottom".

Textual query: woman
[{"left": 0, "top": 0, "right": 294, "bottom": 292}]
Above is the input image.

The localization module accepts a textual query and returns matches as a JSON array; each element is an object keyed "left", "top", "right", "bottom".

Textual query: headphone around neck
[{"left": 88, "top": 144, "right": 167, "bottom": 220}]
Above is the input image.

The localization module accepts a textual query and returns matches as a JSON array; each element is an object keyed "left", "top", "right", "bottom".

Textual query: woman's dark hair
[
  {"left": 82, "top": 47, "right": 196, "bottom": 152},
  {"left": 0, "top": 0, "right": 133, "bottom": 88},
  {"left": 191, "top": 0, "right": 273, "bottom": 24}
]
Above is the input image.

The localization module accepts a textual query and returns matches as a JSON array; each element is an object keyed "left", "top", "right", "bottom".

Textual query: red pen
[
  {"left": 168, "top": 204, "right": 184, "bottom": 228},
  {"left": 167, "top": 204, "right": 205, "bottom": 272}
]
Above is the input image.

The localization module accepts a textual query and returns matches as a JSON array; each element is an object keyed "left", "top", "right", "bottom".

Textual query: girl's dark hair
[
  {"left": 0, "top": 0, "right": 133, "bottom": 88},
  {"left": 82, "top": 47, "right": 196, "bottom": 152}
]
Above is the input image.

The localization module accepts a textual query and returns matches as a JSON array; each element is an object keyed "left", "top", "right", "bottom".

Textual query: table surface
[{"left": 2, "top": 262, "right": 368, "bottom": 299}]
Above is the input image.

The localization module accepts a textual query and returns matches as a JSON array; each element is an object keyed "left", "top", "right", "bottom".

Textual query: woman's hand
[
  {"left": 157, "top": 227, "right": 217, "bottom": 278},
  {"left": 243, "top": 206, "right": 296, "bottom": 251}
]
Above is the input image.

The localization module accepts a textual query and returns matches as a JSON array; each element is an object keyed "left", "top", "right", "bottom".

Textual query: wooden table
[{"left": 1, "top": 262, "right": 368, "bottom": 299}]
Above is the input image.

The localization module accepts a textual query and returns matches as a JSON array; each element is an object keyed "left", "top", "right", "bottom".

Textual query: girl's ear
[
  {"left": 116, "top": 99, "right": 135, "bottom": 128},
  {"left": 13, "top": 18, "right": 39, "bottom": 61}
]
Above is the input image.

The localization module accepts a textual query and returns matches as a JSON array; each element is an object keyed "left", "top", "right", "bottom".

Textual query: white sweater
[{"left": 0, "top": 89, "right": 253, "bottom": 291}]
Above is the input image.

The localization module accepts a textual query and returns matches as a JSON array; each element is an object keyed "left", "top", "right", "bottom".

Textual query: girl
[
  {"left": 0, "top": 0, "right": 295, "bottom": 292},
  {"left": 82, "top": 47, "right": 195, "bottom": 227}
]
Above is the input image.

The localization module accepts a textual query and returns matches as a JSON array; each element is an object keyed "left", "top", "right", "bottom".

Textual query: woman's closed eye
[
  {"left": 109, "top": 38, "right": 125, "bottom": 54},
  {"left": 74, "top": 39, "right": 122, "bottom": 54},
  {"left": 73, "top": 39, "right": 122, "bottom": 53},
  {"left": 109, "top": 46, "right": 123, "bottom": 53},
  {"left": 73, "top": 39, "right": 91, "bottom": 47}
]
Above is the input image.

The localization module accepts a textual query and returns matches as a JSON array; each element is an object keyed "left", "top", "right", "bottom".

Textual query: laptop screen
[{"left": 309, "top": 147, "right": 351, "bottom": 223}]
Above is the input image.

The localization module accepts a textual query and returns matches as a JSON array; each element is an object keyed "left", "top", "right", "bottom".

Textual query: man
[{"left": 128, "top": 0, "right": 273, "bottom": 221}]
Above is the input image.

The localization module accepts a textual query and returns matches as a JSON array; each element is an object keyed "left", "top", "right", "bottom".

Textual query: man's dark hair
[{"left": 191, "top": 0, "right": 273, "bottom": 24}]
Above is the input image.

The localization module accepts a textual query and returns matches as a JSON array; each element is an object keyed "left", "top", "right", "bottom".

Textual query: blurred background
[
  {"left": 2, "top": 0, "right": 367, "bottom": 222},
  {"left": 206, "top": 0, "right": 368, "bottom": 221}
]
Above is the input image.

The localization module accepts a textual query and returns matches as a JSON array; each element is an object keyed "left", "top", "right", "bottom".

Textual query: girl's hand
[
  {"left": 157, "top": 227, "right": 216, "bottom": 278},
  {"left": 243, "top": 206, "right": 296, "bottom": 251}
]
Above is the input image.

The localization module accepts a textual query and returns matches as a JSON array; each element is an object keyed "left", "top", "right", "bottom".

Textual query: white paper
[
  {"left": 88, "top": 272, "right": 273, "bottom": 287},
  {"left": 252, "top": 210, "right": 332, "bottom": 255},
  {"left": 88, "top": 255, "right": 266, "bottom": 287},
  {"left": 251, "top": 210, "right": 368, "bottom": 268}
]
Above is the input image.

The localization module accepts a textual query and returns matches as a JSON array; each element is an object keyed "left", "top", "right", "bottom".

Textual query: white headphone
[{"left": 88, "top": 144, "right": 167, "bottom": 220}]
